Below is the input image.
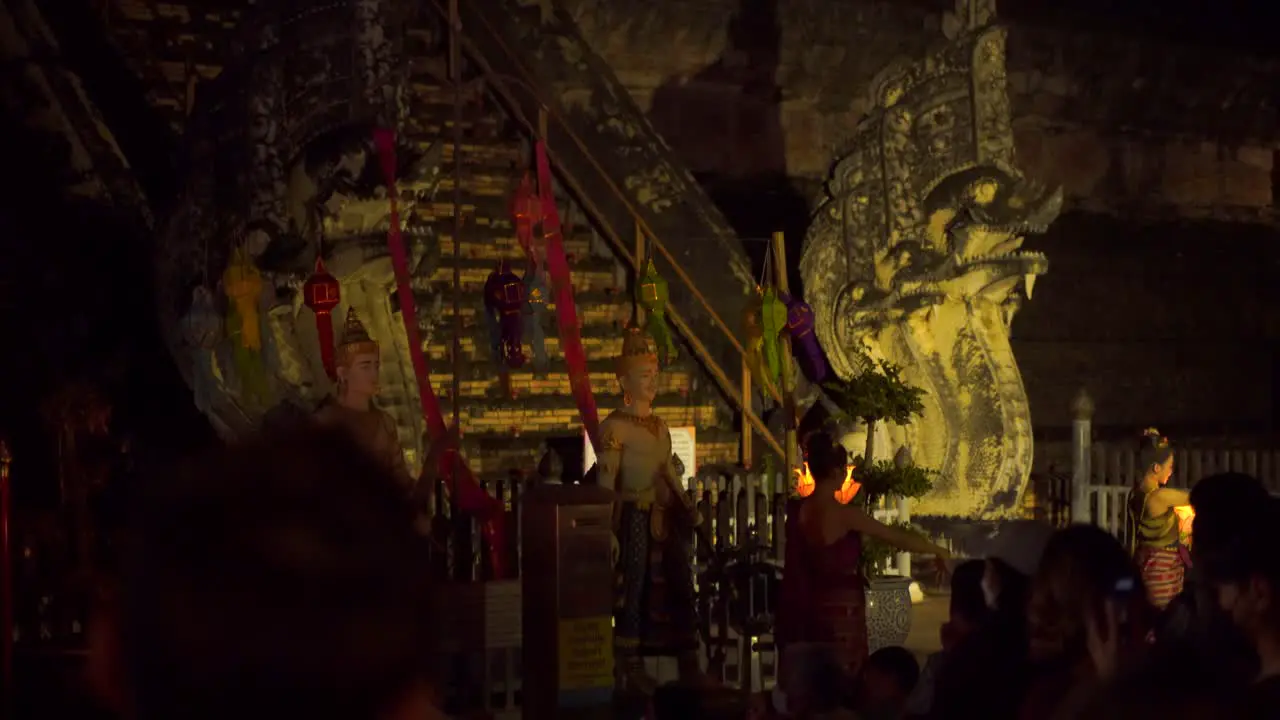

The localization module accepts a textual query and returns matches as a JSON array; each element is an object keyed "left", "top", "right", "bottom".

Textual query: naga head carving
[{"left": 801, "top": 0, "right": 1061, "bottom": 518}]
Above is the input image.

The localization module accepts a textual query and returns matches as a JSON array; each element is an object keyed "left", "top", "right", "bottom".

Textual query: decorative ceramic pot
[{"left": 865, "top": 575, "right": 913, "bottom": 652}]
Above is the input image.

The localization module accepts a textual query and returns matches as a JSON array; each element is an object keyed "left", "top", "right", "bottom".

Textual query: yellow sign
[{"left": 557, "top": 616, "right": 614, "bottom": 690}]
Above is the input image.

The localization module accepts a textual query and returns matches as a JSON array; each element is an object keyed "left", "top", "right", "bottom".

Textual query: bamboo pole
[
  {"left": 1, "top": 439, "right": 11, "bottom": 702},
  {"left": 447, "top": 0, "right": 466, "bottom": 577},
  {"left": 741, "top": 355, "right": 752, "bottom": 467},
  {"left": 633, "top": 221, "right": 645, "bottom": 327},
  {"left": 770, "top": 231, "right": 798, "bottom": 474}
]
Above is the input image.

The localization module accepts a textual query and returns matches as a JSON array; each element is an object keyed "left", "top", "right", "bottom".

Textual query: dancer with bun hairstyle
[
  {"left": 776, "top": 431, "right": 952, "bottom": 683},
  {"left": 1127, "top": 428, "right": 1191, "bottom": 609}
]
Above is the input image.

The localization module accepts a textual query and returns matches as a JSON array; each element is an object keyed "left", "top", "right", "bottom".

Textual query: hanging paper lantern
[
  {"left": 303, "top": 257, "right": 342, "bottom": 380},
  {"left": 781, "top": 292, "right": 827, "bottom": 384},
  {"left": 637, "top": 261, "right": 677, "bottom": 366},
  {"left": 760, "top": 286, "right": 788, "bottom": 383},
  {"left": 483, "top": 260, "right": 526, "bottom": 369},
  {"left": 223, "top": 246, "right": 264, "bottom": 351},
  {"left": 181, "top": 286, "right": 221, "bottom": 415},
  {"left": 523, "top": 267, "right": 549, "bottom": 372},
  {"left": 222, "top": 246, "right": 270, "bottom": 406},
  {"left": 742, "top": 291, "right": 770, "bottom": 398}
]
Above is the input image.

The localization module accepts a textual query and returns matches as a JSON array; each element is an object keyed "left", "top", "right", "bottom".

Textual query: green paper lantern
[
  {"left": 638, "top": 261, "right": 678, "bottom": 366},
  {"left": 760, "top": 286, "right": 788, "bottom": 383}
]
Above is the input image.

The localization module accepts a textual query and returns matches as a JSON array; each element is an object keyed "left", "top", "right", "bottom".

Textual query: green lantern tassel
[
  {"left": 760, "top": 286, "right": 788, "bottom": 383},
  {"left": 637, "top": 261, "right": 678, "bottom": 366}
]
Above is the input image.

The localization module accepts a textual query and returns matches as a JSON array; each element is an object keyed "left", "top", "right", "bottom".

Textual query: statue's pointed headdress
[
  {"left": 615, "top": 324, "right": 657, "bottom": 378},
  {"left": 336, "top": 307, "right": 379, "bottom": 366}
]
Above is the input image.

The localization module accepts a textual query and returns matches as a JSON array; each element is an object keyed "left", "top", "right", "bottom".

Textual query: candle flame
[
  {"left": 1174, "top": 505, "right": 1196, "bottom": 540},
  {"left": 793, "top": 461, "right": 861, "bottom": 504}
]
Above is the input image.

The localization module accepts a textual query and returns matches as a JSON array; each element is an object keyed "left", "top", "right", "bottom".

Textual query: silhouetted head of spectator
[
  {"left": 779, "top": 642, "right": 850, "bottom": 716},
  {"left": 1065, "top": 659, "right": 1242, "bottom": 720},
  {"left": 981, "top": 520, "right": 1053, "bottom": 616},
  {"left": 118, "top": 426, "right": 440, "bottom": 720},
  {"left": 862, "top": 645, "right": 920, "bottom": 710},
  {"left": 948, "top": 559, "right": 989, "bottom": 640},
  {"left": 1029, "top": 524, "right": 1155, "bottom": 664},
  {"left": 1200, "top": 498, "right": 1280, "bottom": 642},
  {"left": 1190, "top": 472, "right": 1269, "bottom": 559}
]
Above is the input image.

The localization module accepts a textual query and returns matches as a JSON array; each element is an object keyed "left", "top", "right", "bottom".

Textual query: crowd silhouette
[{"left": 37, "top": 425, "right": 1280, "bottom": 719}]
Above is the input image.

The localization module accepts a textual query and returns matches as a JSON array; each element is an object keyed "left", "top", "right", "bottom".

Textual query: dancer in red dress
[{"left": 776, "top": 432, "right": 951, "bottom": 678}]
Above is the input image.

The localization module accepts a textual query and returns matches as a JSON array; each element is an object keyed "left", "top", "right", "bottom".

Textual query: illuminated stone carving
[
  {"left": 156, "top": 0, "right": 445, "bottom": 461},
  {"left": 800, "top": 0, "right": 1062, "bottom": 518}
]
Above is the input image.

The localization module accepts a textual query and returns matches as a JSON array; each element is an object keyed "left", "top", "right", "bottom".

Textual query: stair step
[
  {"left": 425, "top": 333, "right": 629, "bottom": 363},
  {"left": 437, "top": 290, "right": 629, "bottom": 324},
  {"left": 418, "top": 193, "right": 590, "bottom": 233},
  {"left": 423, "top": 260, "right": 618, "bottom": 294},
  {"left": 425, "top": 362, "right": 693, "bottom": 400},
  {"left": 402, "top": 134, "right": 522, "bottom": 170},
  {"left": 440, "top": 234, "right": 594, "bottom": 262},
  {"left": 428, "top": 395, "right": 720, "bottom": 437}
]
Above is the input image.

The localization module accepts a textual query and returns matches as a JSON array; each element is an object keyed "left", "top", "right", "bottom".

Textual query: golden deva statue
[
  {"left": 314, "top": 308, "right": 423, "bottom": 494},
  {"left": 595, "top": 325, "right": 702, "bottom": 691}
]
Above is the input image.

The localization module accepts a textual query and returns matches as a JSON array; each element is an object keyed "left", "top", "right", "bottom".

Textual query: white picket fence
[
  {"left": 682, "top": 467, "right": 912, "bottom": 576},
  {"left": 1067, "top": 389, "right": 1280, "bottom": 540},
  {"left": 678, "top": 467, "right": 911, "bottom": 691}
]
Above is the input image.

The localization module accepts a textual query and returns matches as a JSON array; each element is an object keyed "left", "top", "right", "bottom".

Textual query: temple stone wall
[
  {"left": 1014, "top": 213, "right": 1280, "bottom": 432},
  {"left": 564, "top": 0, "right": 1279, "bottom": 221},
  {"left": 565, "top": 0, "right": 1280, "bottom": 432}
]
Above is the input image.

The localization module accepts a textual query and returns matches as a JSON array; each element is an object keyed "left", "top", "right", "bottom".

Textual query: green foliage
[
  {"left": 855, "top": 464, "right": 937, "bottom": 579},
  {"left": 855, "top": 460, "right": 937, "bottom": 505},
  {"left": 813, "top": 349, "right": 939, "bottom": 579},
  {"left": 822, "top": 354, "right": 927, "bottom": 427}
]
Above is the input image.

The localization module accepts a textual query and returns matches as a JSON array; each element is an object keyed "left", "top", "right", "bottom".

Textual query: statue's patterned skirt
[{"left": 615, "top": 502, "right": 697, "bottom": 656}]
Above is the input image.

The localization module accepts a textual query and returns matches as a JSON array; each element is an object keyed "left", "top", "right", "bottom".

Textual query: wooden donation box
[{"left": 523, "top": 483, "right": 616, "bottom": 719}]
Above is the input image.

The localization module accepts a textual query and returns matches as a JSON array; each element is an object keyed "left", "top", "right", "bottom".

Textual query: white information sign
[{"left": 583, "top": 426, "right": 697, "bottom": 484}]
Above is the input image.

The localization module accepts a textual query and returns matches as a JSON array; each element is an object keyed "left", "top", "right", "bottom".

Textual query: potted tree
[{"left": 823, "top": 353, "right": 937, "bottom": 650}]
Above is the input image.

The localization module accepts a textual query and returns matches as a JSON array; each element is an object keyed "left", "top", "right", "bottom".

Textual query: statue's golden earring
[{"left": 622, "top": 385, "right": 632, "bottom": 406}]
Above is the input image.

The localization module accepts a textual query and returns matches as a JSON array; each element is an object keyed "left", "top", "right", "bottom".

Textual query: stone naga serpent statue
[{"left": 800, "top": 0, "right": 1062, "bottom": 519}]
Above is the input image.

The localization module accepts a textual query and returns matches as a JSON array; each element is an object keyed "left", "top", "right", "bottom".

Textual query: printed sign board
[{"left": 557, "top": 615, "right": 614, "bottom": 692}]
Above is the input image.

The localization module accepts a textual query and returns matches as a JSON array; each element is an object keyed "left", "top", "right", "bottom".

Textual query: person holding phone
[{"left": 1021, "top": 525, "right": 1157, "bottom": 719}]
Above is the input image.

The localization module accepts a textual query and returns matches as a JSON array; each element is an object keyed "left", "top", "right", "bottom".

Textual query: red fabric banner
[
  {"left": 372, "top": 128, "right": 507, "bottom": 579},
  {"left": 534, "top": 141, "right": 601, "bottom": 449}
]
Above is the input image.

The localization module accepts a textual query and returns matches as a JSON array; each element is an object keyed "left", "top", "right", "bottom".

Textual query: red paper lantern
[
  {"left": 303, "top": 257, "right": 342, "bottom": 380},
  {"left": 484, "top": 260, "right": 526, "bottom": 369}
]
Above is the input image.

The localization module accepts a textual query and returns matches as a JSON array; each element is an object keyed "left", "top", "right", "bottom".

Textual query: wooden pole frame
[{"left": 770, "top": 232, "right": 799, "bottom": 474}]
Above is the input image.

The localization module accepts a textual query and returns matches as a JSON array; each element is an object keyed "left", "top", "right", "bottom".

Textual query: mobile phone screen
[{"left": 1112, "top": 577, "right": 1135, "bottom": 632}]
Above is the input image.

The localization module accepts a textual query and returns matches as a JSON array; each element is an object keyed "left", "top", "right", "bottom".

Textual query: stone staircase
[
  {"left": 91, "top": 0, "right": 757, "bottom": 481},
  {"left": 402, "top": 82, "right": 739, "bottom": 483}
]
